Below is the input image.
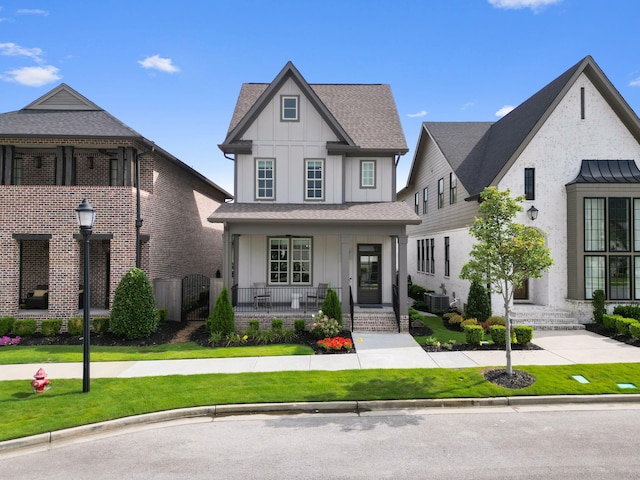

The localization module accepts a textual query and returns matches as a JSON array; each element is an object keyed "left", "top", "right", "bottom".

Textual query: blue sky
[{"left": 2, "top": 0, "right": 640, "bottom": 194}]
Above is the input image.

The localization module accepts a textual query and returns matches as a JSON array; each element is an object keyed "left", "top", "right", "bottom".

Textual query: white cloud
[
  {"left": 407, "top": 110, "right": 428, "bottom": 118},
  {"left": 2, "top": 65, "right": 61, "bottom": 87},
  {"left": 461, "top": 101, "right": 475, "bottom": 111},
  {"left": 138, "top": 55, "right": 180, "bottom": 73},
  {"left": 17, "top": 9, "right": 49, "bottom": 16},
  {"left": 495, "top": 105, "right": 515, "bottom": 117},
  {"left": 0, "top": 42, "right": 44, "bottom": 62},
  {"left": 629, "top": 78, "right": 640, "bottom": 87},
  {"left": 488, "top": 0, "right": 562, "bottom": 12}
]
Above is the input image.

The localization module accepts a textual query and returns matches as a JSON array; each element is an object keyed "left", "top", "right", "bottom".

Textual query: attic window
[{"left": 281, "top": 96, "right": 299, "bottom": 121}]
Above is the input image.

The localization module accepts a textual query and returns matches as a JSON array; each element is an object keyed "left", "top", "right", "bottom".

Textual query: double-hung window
[
  {"left": 305, "top": 159, "right": 324, "bottom": 200},
  {"left": 361, "top": 160, "right": 376, "bottom": 188},
  {"left": 11, "top": 157, "right": 23, "bottom": 185},
  {"left": 269, "top": 237, "right": 312, "bottom": 285},
  {"left": 438, "top": 178, "right": 444, "bottom": 208},
  {"left": 422, "top": 187, "right": 428, "bottom": 214},
  {"left": 449, "top": 173, "right": 457, "bottom": 205},
  {"left": 256, "top": 158, "right": 275, "bottom": 200},
  {"left": 281, "top": 96, "right": 299, "bottom": 121},
  {"left": 414, "top": 192, "right": 420, "bottom": 214},
  {"left": 430, "top": 239, "right": 435, "bottom": 273}
]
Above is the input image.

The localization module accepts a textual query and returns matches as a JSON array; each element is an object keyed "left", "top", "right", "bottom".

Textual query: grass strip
[
  {"left": 0, "top": 343, "right": 314, "bottom": 364},
  {"left": 413, "top": 314, "right": 467, "bottom": 344},
  {"left": 2, "top": 363, "right": 639, "bottom": 442}
]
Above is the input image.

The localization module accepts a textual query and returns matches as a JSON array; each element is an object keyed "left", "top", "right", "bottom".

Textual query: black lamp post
[{"left": 76, "top": 198, "right": 95, "bottom": 393}]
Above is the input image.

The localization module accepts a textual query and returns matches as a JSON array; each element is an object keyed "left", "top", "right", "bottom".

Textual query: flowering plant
[
  {"left": 0, "top": 335, "right": 21, "bottom": 346},
  {"left": 310, "top": 311, "right": 341, "bottom": 339},
  {"left": 317, "top": 336, "right": 353, "bottom": 351}
]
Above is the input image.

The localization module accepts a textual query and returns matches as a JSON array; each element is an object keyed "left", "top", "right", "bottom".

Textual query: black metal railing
[
  {"left": 349, "top": 286, "right": 354, "bottom": 331},
  {"left": 230, "top": 286, "right": 340, "bottom": 313},
  {"left": 392, "top": 284, "right": 400, "bottom": 332}
]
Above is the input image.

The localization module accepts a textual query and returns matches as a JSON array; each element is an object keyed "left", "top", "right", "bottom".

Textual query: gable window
[
  {"left": 305, "top": 159, "right": 324, "bottom": 200},
  {"left": 414, "top": 192, "right": 420, "bottom": 214},
  {"left": 444, "top": 236, "right": 450, "bottom": 276},
  {"left": 361, "top": 160, "right": 376, "bottom": 188},
  {"left": 422, "top": 187, "right": 428, "bottom": 214},
  {"left": 525, "top": 168, "right": 535, "bottom": 200},
  {"left": 449, "top": 173, "right": 457, "bottom": 205},
  {"left": 281, "top": 95, "right": 299, "bottom": 121},
  {"left": 256, "top": 158, "right": 275, "bottom": 200},
  {"left": 437, "top": 178, "right": 444, "bottom": 208},
  {"left": 269, "top": 237, "right": 311, "bottom": 285}
]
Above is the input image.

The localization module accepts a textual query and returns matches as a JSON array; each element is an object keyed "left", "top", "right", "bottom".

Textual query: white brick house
[
  {"left": 211, "top": 62, "right": 420, "bottom": 331},
  {"left": 398, "top": 56, "right": 640, "bottom": 325}
]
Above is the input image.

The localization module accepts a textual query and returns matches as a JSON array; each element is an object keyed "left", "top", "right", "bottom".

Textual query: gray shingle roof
[
  {"left": 406, "top": 56, "right": 640, "bottom": 198},
  {"left": 208, "top": 202, "right": 421, "bottom": 225},
  {"left": 567, "top": 160, "right": 640, "bottom": 184},
  {"left": 223, "top": 63, "right": 407, "bottom": 152}
]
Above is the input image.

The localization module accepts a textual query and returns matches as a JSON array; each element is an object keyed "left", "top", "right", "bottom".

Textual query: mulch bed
[
  {"left": 483, "top": 368, "right": 537, "bottom": 389},
  {"left": 585, "top": 323, "right": 640, "bottom": 348}
]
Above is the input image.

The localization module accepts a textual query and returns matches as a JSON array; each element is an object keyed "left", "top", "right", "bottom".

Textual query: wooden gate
[{"left": 182, "top": 274, "right": 210, "bottom": 321}]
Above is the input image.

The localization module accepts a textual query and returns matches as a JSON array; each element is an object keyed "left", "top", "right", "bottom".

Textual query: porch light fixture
[
  {"left": 75, "top": 198, "right": 95, "bottom": 393},
  {"left": 527, "top": 205, "right": 539, "bottom": 221}
]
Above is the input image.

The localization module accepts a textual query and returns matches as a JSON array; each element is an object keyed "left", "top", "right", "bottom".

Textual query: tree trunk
[{"left": 504, "top": 300, "right": 513, "bottom": 377}]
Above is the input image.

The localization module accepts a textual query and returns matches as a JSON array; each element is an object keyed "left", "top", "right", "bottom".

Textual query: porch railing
[
  {"left": 349, "top": 285, "right": 354, "bottom": 331},
  {"left": 230, "top": 285, "right": 340, "bottom": 313}
]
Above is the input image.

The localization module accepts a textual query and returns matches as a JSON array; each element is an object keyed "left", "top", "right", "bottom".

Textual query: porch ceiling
[{"left": 208, "top": 202, "right": 421, "bottom": 226}]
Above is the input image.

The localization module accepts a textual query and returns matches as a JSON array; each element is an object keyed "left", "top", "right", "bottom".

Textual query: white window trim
[
  {"left": 255, "top": 158, "right": 275, "bottom": 200},
  {"left": 304, "top": 158, "right": 324, "bottom": 201},
  {"left": 281, "top": 95, "right": 299, "bottom": 121},
  {"left": 360, "top": 160, "right": 376, "bottom": 188}
]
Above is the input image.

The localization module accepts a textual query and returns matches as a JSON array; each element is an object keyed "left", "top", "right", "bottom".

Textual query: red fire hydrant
[{"left": 31, "top": 368, "right": 51, "bottom": 393}]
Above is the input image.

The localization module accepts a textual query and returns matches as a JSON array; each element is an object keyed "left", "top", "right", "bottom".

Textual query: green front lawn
[
  {"left": 2, "top": 363, "right": 639, "bottom": 442},
  {"left": 412, "top": 313, "right": 468, "bottom": 345},
  {"left": 0, "top": 343, "right": 314, "bottom": 364}
]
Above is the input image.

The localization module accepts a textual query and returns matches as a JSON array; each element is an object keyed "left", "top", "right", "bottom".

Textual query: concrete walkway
[{"left": 2, "top": 330, "right": 640, "bottom": 381}]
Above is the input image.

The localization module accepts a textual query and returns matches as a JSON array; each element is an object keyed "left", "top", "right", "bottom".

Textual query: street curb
[{"left": 2, "top": 395, "right": 639, "bottom": 454}]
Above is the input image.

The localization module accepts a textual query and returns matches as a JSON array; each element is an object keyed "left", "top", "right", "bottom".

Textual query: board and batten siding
[{"left": 344, "top": 156, "right": 395, "bottom": 202}]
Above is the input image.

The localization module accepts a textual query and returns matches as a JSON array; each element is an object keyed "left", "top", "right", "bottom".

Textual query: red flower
[{"left": 317, "top": 336, "right": 353, "bottom": 351}]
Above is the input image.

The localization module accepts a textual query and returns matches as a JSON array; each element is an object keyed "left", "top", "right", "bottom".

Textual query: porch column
[
  {"left": 391, "top": 236, "right": 397, "bottom": 286},
  {"left": 222, "top": 229, "right": 232, "bottom": 290},
  {"left": 340, "top": 234, "right": 350, "bottom": 313},
  {"left": 397, "top": 234, "right": 408, "bottom": 317}
]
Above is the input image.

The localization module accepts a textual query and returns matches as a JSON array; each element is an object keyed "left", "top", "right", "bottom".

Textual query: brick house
[
  {"left": 398, "top": 56, "right": 640, "bottom": 326},
  {"left": 210, "top": 62, "right": 420, "bottom": 332},
  {"left": 0, "top": 84, "right": 232, "bottom": 322}
]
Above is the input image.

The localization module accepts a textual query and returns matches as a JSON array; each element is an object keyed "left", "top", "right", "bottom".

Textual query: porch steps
[
  {"left": 510, "top": 306, "right": 585, "bottom": 330},
  {"left": 352, "top": 311, "right": 399, "bottom": 333}
]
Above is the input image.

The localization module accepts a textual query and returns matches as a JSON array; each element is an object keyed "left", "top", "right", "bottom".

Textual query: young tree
[{"left": 460, "top": 187, "right": 553, "bottom": 376}]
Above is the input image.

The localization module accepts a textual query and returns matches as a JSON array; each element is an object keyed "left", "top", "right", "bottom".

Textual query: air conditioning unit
[{"left": 427, "top": 294, "right": 449, "bottom": 313}]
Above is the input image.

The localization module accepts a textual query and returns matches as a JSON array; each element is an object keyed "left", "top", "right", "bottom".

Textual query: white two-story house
[
  {"left": 399, "top": 56, "right": 640, "bottom": 327},
  {"left": 210, "top": 62, "right": 420, "bottom": 331}
]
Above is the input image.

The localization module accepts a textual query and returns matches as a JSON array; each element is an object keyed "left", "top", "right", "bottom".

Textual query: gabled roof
[
  {"left": 0, "top": 83, "right": 233, "bottom": 200},
  {"left": 208, "top": 201, "right": 421, "bottom": 225},
  {"left": 403, "top": 56, "right": 640, "bottom": 198},
  {"left": 567, "top": 159, "right": 640, "bottom": 184},
  {"left": 220, "top": 62, "right": 408, "bottom": 154}
]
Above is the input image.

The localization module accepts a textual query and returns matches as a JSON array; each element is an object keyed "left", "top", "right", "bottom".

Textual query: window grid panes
[
  {"left": 584, "top": 256, "right": 605, "bottom": 300},
  {"left": 584, "top": 198, "right": 605, "bottom": 252},
  {"left": 438, "top": 178, "right": 444, "bottom": 208},
  {"left": 305, "top": 160, "right": 323, "bottom": 200},
  {"left": 269, "top": 238, "right": 289, "bottom": 284},
  {"left": 269, "top": 238, "right": 312, "bottom": 285},
  {"left": 636, "top": 257, "right": 640, "bottom": 299},
  {"left": 281, "top": 96, "right": 298, "bottom": 120},
  {"left": 291, "top": 239, "right": 311, "bottom": 284},
  {"left": 609, "top": 256, "right": 631, "bottom": 300},
  {"left": 634, "top": 199, "right": 640, "bottom": 251},
  {"left": 256, "top": 159, "right": 274, "bottom": 199},
  {"left": 609, "top": 198, "right": 630, "bottom": 251},
  {"left": 361, "top": 161, "right": 375, "bottom": 188},
  {"left": 449, "top": 173, "right": 457, "bottom": 205}
]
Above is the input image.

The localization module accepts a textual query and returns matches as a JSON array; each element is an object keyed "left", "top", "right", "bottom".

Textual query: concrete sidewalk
[{"left": 2, "top": 330, "right": 640, "bottom": 382}]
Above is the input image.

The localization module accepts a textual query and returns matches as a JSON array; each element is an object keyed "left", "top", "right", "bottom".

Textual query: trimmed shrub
[
  {"left": 447, "top": 314, "right": 464, "bottom": 329},
  {"left": 294, "top": 319, "right": 306, "bottom": 334},
  {"left": 13, "top": 319, "right": 37, "bottom": 337},
  {"left": 40, "top": 319, "right": 62, "bottom": 337},
  {"left": 612, "top": 305, "right": 640, "bottom": 321},
  {"left": 630, "top": 322, "right": 640, "bottom": 340},
  {"left": 207, "top": 287, "right": 235, "bottom": 336},
  {"left": 247, "top": 320, "right": 260, "bottom": 337},
  {"left": 67, "top": 317, "right": 83, "bottom": 335},
  {"left": 93, "top": 317, "right": 110, "bottom": 335},
  {"left": 0, "top": 317, "right": 15, "bottom": 336},
  {"left": 321, "top": 288, "right": 343, "bottom": 327},
  {"left": 464, "top": 325, "right": 484, "bottom": 344},
  {"left": 157, "top": 308, "right": 168, "bottom": 323},
  {"left": 460, "top": 318, "right": 478, "bottom": 328},
  {"left": 489, "top": 325, "right": 507, "bottom": 346},
  {"left": 110, "top": 268, "right": 158, "bottom": 340},
  {"left": 592, "top": 290, "right": 605, "bottom": 324},
  {"left": 486, "top": 316, "right": 506, "bottom": 327},
  {"left": 615, "top": 317, "right": 638, "bottom": 336},
  {"left": 465, "top": 281, "right": 491, "bottom": 323},
  {"left": 603, "top": 314, "right": 622, "bottom": 331},
  {"left": 408, "top": 284, "right": 427, "bottom": 301},
  {"left": 513, "top": 325, "right": 534, "bottom": 345},
  {"left": 271, "top": 319, "right": 284, "bottom": 333}
]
